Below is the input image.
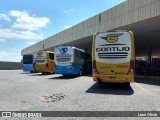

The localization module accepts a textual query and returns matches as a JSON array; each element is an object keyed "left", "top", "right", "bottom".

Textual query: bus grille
[
  {"left": 98, "top": 52, "right": 128, "bottom": 59},
  {"left": 56, "top": 58, "right": 71, "bottom": 62},
  {"left": 35, "top": 60, "right": 45, "bottom": 63}
]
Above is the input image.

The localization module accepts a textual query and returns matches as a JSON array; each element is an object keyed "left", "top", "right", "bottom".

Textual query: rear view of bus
[
  {"left": 54, "top": 46, "right": 75, "bottom": 75},
  {"left": 92, "top": 30, "right": 135, "bottom": 83},
  {"left": 22, "top": 54, "right": 34, "bottom": 73},
  {"left": 34, "top": 50, "right": 55, "bottom": 74}
]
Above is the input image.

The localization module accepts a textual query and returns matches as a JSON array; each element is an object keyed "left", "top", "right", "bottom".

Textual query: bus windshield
[{"left": 23, "top": 55, "right": 33, "bottom": 64}]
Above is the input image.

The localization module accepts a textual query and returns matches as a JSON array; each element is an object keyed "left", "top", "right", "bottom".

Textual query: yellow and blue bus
[
  {"left": 92, "top": 30, "right": 135, "bottom": 84},
  {"left": 34, "top": 50, "right": 55, "bottom": 74},
  {"left": 54, "top": 46, "right": 92, "bottom": 76},
  {"left": 22, "top": 54, "right": 34, "bottom": 73}
]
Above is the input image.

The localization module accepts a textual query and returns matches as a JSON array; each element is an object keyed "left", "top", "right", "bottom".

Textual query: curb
[{"left": 135, "top": 75, "right": 160, "bottom": 80}]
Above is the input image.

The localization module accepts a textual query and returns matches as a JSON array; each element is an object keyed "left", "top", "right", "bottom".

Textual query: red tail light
[
  {"left": 127, "top": 60, "right": 134, "bottom": 75},
  {"left": 71, "top": 62, "right": 74, "bottom": 70},
  {"left": 94, "top": 32, "right": 99, "bottom": 35},
  {"left": 93, "top": 60, "right": 99, "bottom": 74},
  {"left": 46, "top": 63, "right": 48, "bottom": 68}
]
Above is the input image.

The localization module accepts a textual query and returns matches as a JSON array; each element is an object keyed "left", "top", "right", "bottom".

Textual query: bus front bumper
[
  {"left": 93, "top": 74, "right": 134, "bottom": 83},
  {"left": 35, "top": 66, "right": 54, "bottom": 73},
  {"left": 55, "top": 69, "right": 79, "bottom": 75}
]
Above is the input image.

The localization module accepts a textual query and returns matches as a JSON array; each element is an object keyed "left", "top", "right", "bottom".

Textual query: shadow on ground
[
  {"left": 135, "top": 78, "right": 160, "bottom": 86},
  {"left": 86, "top": 82, "right": 134, "bottom": 95},
  {"left": 49, "top": 75, "right": 79, "bottom": 80},
  {"left": 19, "top": 72, "right": 32, "bottom": 74},
  {"left": 28, "top": 73, "right": 54, "bottom": 76}
]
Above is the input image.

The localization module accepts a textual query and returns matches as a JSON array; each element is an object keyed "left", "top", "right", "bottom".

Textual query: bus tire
[
  {"left": 42, "top": 72, "right": 45, "bottom": 75},
  {"left": 63, "top": 74, "right": 68, "bottom": 77}
]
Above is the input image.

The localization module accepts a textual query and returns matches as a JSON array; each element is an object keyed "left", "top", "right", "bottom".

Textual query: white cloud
[
  {"left": 0, "top": 10, "right": 51, "bottom": 61},
  {"left": 0, "top": 38, "right": 6, "bottom": 42},
  {"left": 0, "top": 14, "right": 11, "bottom": 22},
  {"left": 0, "top": 49, "right": 22, "bottom": 62},
  {"left": 0, "top": 10, "right": 50, "bottom": 62},
  {"left": 25, "top": 41, "right": 36, "bottom": 45},
  {"left": 9, "top": 10, "right": 28, "bottom": 17},
  {"left": 8, "top": 48, "right": 21, "bottom": 52},
  {"left": 0, "top": 51, "right": 9, "bottom": 56},
  {"left": 64, "top": 25, "right": 72, "bottom": 29},
  {"left": 9, "top": 10, "right": 51, "bottom": 31},
  {"left": 0, "top": 10, "right": 51, "bottom": 42},
  {"left": 0, "top": 28, "right": 43, "bottom": 40},
  {"left": 63, "top": 9, "right": 74, "bottom": 14}
]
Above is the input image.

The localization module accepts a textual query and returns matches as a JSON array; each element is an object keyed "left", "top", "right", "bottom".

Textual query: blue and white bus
[
  {"left": 22, "top": 54, "right": 34, "bottom": 73},
  {"left": 54, "top": 46, "right": 92, "bottom": 76}
]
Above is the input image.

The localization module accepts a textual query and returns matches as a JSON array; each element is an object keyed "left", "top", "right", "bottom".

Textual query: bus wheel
[
  {"left": 42, "top": 72, "right": 45, "bottom": 75},
  {"left": 30, "top": 71, "right": 33, "bottom": 73},
  {"left": 63, "top": 74, "right": 68, "bottom": 77}
]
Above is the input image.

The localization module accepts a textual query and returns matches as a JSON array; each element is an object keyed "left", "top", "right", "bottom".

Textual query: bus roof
[
  {"left": 34, "top": 50, "right": 54, "bottom": 53},
  {"left": 94, "top": 30, "right": 131, "bottom": 35}
]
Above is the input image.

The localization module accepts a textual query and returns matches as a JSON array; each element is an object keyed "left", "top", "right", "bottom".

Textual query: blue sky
[{"left": 0, "top": 0, "right": 126, "bottom": 62}]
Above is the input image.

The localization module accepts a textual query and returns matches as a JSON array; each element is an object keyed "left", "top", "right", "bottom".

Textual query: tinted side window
[
  {"left": 75, "top": 49, "right": 80, "bottom": 59},
  {"left": 49, "top": 53, "right": 54, "bottom": 60},
  {"left": 80, "top": 52, "right": 84, "bottom": 59},
  {"left": 75, "top": 49, "right": 84, "bottom": 59}
]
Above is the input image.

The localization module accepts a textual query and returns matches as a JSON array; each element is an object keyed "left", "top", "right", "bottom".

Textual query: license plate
[{"left": 109, "top": 76, "right": 116, "bottom": 80}]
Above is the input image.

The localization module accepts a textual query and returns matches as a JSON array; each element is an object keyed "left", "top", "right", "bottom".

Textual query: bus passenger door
[{"left": 48, "top": 53, "right": 54, "bottom": 72}]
